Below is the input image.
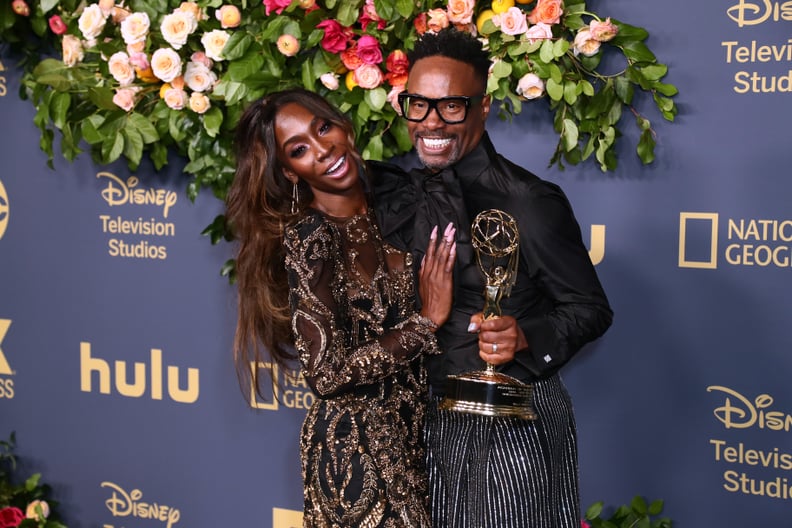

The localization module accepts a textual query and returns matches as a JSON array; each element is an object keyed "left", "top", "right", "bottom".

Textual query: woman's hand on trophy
[{"left": 469, "top": 314, "right": 529, "bottom": 365}]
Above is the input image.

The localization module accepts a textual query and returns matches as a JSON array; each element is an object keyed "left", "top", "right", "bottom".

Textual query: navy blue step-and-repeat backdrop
[{"left": 2, "top": 0, "right": 792, "bottom": 526}]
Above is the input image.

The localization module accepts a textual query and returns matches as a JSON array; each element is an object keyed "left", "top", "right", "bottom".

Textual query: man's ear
[{"left": 481, "top": 94, "right": 492, "bottom": 120}]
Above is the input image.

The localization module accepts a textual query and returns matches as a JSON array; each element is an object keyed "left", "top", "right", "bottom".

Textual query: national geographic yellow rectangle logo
[
  {"left": 273, "top": 507, "right": 302, "bottom": 528},
  {"left": 679, "top": 212, "right": 719, "bottom": 269}
]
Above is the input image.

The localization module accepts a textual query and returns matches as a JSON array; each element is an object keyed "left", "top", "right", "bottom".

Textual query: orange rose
[{"left": 528, "top": 0, "right": 563, "bottom": 25}]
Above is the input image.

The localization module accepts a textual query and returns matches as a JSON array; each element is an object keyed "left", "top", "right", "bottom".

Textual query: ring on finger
[{"left": 492, "top": 342, "right": 498, "bottom": 354}]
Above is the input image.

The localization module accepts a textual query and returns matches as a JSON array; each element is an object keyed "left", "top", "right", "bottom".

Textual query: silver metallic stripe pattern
[{"left": 425, "top": 373, "right": 580, "bottom": 528}]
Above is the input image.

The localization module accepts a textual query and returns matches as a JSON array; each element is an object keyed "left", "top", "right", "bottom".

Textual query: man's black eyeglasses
[{"left": 397, "top": 93, "right": 485, "bottom": 124}]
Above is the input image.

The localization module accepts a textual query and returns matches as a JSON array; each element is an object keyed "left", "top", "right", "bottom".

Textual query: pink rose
[
  {"left": 190, "top": 51, "right": 213, "bottom": 69},
  {"left": 11, "top": 0, "right": 30, "bottom": 16},
  {"left": 426, "top": 9, "right": 450, "bottom": 33},
  {"left": 528, "top": 0, "right": 563, "bottom": 25},
  {"left": 359, "top": 0, "right": 385, "bottom": 31},
  {"left": 354, "top": 63, "right": 383, "bottom": 89},
  {"left": 494, "top": 7, "right": 527, "bottom": 36},
  {"left": 589, "top": 17, "right": 619, "bottom": 42},
  {"left": 317, "top": 19, "right": 353, "bottom": 53},
  {"left": 387, "top": 85, "right": 405, "bottom": 113},
  {"left": 112, "top": 88, "right": 137, "bottom": 111},
  {"left": 356, "top": 35, "right": 383, "bottom": 65},
  {"left": 262, "top": 0, "right": 291, "bottom": 16},
  {"left": 525, "top": 22, "right": 553, "bottom": 43},
  {"left": 446, "top": 0, "right": 475, "bottom": 25},
  {"left": 48, "top": 15, "right": 68, "bottom": 35},
  {"left": 0, "top": 507, "right": 25, "bottom": 528},
  {"left": 128, "top": 51, "right": 149, "bottom": 70}
]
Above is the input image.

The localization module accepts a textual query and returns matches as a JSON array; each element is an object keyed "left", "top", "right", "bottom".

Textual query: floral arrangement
[
  {"left": 582, "top": 495, "right": 673, "bottom": 528},
  {"left": 0, "top": 434, "right": 67, "bottom": 528},
  {"left": 0, "top": 0, "right": 676, "bottom": 249}
]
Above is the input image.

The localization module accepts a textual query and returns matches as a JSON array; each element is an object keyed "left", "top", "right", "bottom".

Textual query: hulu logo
[{"left": 80, "top": 342, "right": 199, "bottom": 403}]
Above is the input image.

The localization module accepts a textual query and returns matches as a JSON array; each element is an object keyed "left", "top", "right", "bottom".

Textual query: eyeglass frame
[{"left": 397, "top": 92, "right": 486, "bottom": 124}]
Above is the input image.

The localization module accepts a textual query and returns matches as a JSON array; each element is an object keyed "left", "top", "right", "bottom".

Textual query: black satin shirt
[{"left": 372, "top": 133, "right": 613, "bottom": 394}]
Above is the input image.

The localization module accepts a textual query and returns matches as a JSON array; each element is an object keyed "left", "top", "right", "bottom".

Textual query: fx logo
[{"left": 0, "top": 320, "right": 11, "bottom": 375}]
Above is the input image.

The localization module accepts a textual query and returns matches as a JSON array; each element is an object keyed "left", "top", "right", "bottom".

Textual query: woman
[{"left": 226, "top": 88, "right": 456, "bottom": 527}]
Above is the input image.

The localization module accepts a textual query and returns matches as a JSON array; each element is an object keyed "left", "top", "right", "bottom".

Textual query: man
[{"left": 373, "top": 28, "right": 613, "bottom": 527}]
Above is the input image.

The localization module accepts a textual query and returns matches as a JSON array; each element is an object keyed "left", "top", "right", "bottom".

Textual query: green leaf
[
  {"left": 50, "top": 92, "right": 71, "bottom": 129},
  {"left": 227, "top": 52, "right": 265, "bottom": 82},
  {"left": 653, "top": 81, "right": 679, "bottom": 97},
  {"left": 364, "top": 87, "right": 387, "bottom": 112},
  {"left": 553, "top": 38, "right": 570, "bottom": 58},
  {"left": 337, "top": 1, "right": 360, "bottom": 26},
  {"left": 492, "top": 60, "right": 512, "bottom": 79},
  {"left": 539, "top": 39, "right": 555, "bottom": 63},
  {"left": 562, "top": 118, "right": 578, "bottom": 151},
  {"left": 621, "top": 41, "right": 657, "bottom": 63},
  {"left": 127, "top": 113, "right": 159, "bottom": 143},
  {"left": 102, "top": 132, "right": 124, "bottom": 163},
  {"left": 613, "top": 76, "right": 634, "bottom": 104},
  {"left": 363, "top": 135, "right": 384, "bottom": 161},
  {"left": 203, "top": 106, "right": 223, "bottom": 137},
  {"left": 631, "top": 496, "right": 648, "bottom": 515},
  {"left": 563, "top": 81, "right": 578, "bottom": 105},
  {"left": 222, "top": 32, "right": 252, "bottom": 61},
  {"left": 122, "top": 126, "right": 144, "bottom": 167},
  {"left": 637, "top": 130, "right": 656, "bottom": 165},
  {"left": 546, "top": 78, "right": 563, "bottom": 101},
  {"left": 40, "top": 0, "right": 60, "bottom": 12},
  {"left": 640, "top": 64, "right": 668, "bottom": 81},
  {"left": 81, "top": 115, "right": 106, "bottom": 144},
  {"left": 395, "top": 0, "right": 414, "bottom": 17}
]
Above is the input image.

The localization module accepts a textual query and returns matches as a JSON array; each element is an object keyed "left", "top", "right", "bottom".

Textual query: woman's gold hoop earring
[{"left": 291, "top": 182, "right": 299, "bottom": 214}]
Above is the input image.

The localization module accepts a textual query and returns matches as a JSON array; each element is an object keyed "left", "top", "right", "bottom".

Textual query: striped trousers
[{"left": 425, "top": 374, "right": 580, "bottom": 528}]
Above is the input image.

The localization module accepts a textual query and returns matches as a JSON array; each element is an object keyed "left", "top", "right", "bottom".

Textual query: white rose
[
  {"left": 516, "top": 72, "right": 545, "bottom": 100},
  {"left": 120, "top": 12, "right": 150, "bottom": 45},
  {"left": 573, "top": 29, "right": 601, "bottom": 57},
  {"left": 320, "top": 72, "right": 339, "bottom": 91},
  {"left": 161, "top": 10, "right": 197, "bottom": 50},
  {"left": 78, "top": 4, "right": 107, "bottom": 42},
  {"left": 184, "top": 61, "right": 217, "bottom": 92},
  {"left": 62, "top": 34, "right": 85, "bottom": 67},
  {"left": 151, "top": 48, "right": 183, "bottom": 82},
  {"left": 189, "top": 92, "right": 211, "bottom": 114},
  {"left": 108, "top": 51, "right": 136, "bottom": 86},
  {"left": 201, "top": 29, "right": 230, "bottom": 62}
]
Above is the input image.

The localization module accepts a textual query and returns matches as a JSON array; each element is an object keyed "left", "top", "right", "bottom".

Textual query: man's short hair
[{"left": 407, "top": 28, "right": 491, "bottom": 88}]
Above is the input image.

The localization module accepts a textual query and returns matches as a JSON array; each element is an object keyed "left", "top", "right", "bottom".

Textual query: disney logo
[
  {"left": 97, "top": 172, "right": 177, "bottom": 218},
  {"left": 707, "top": 385, "right": 792, "bottom": 431},
  {"left": 101, "top": 481, "right": 181, "bottom": 528},
  {"left": 726, "top": 0, "right": 792, "bottom": 27}
]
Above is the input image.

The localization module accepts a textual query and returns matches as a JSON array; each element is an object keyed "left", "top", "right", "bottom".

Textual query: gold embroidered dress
[{"left": 284, "top": 209, "right": 438, "bottom": 528}]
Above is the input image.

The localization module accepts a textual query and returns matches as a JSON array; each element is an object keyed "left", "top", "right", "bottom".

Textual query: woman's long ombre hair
[{"left": 226, "top": 88, "right": 364, "bottom": 400}]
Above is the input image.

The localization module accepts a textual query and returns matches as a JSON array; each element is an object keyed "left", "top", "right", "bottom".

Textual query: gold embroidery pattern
[{"left": 284, "top": 211, "right": 436, "bottom": 527}]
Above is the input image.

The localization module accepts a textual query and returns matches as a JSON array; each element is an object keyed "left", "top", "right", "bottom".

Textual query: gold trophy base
[{"left": 438, "top": 369, "right": 537, "bottom": 420}]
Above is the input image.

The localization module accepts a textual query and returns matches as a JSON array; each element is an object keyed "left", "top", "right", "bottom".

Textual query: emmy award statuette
[{"left": 438, "top": 209, "right": 537, "bottom": 420}]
